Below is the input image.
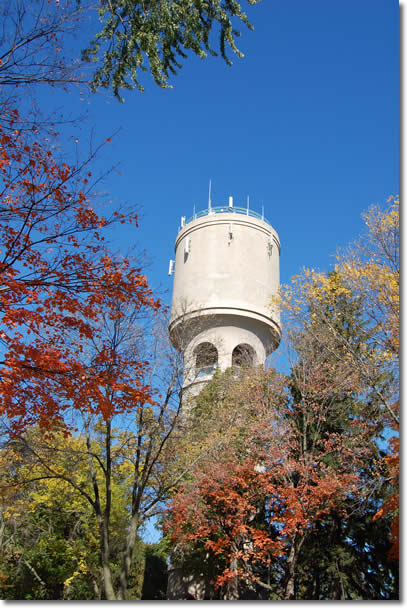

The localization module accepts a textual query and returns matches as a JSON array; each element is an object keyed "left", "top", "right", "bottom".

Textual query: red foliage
[
  {"left": 167, "top": 440, "right": 360, "bottom": 591},
  {"left": 0, "top": 109, "right": 160, "bottom": 433}
]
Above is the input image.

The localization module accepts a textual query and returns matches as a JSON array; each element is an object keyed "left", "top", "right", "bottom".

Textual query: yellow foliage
[
  {"left": 337, "top": 196, "right": 399, "bottom": 356},
  {"left": 278, "top": 196, "right": 399, "bottom": 429},
  {"left": 63, "top": 555, "right": 88, "bottom": 591}
]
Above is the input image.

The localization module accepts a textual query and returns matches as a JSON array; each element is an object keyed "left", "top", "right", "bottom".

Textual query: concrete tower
[{"left": 168, "top": 198, "right": 281, "bottom": 397}]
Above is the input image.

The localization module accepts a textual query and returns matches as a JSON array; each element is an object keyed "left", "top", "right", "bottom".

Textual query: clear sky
[{"left": 39, "top": 0, "right": 399, "bottom": 306}]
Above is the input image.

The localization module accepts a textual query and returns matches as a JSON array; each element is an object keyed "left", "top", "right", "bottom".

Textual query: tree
[
  {"left": 0, "top": 108, "right": 161, "bottom": 435},
  {"left": 0, "top": 429, "right": 170, "bottom": 599},
  {"left": 0, "top": 296, "right": 208, "bottom": 599},
  {"left": 0, "top": 0, "right": 86, "bottom": 92},
  {"left": 82, "top": 0, "right": 260, "bottom": 99},
  {"left": 283, "top": 272, "right": 397, "bottom": 599},
  {"left": 288, "top": 198, "right": 400, "bottom": 562},
  {"left": 141, "top": 542, "right": 169, "bottom": 599},
  {"left": 338, "top": 196, "right": 399, "bottom": 362},
  {"left": 0, "top": 431, "right": 104, "bottom": 599},
  {"left": 279, "top": 199, "right": 400, "bottom": 563},
  {"left": 336, "top": 196, "right": 399, "bottom": 563},
  {"left": 168, "top": 364, "right": 396, "bottom": 598},
  {"left": 1, "top": 0, "right": 262, "bottom": 104},
  {"left": 166, "top": 358, "right": 374, "bottom": 599},
  {"left": 0, "top": 3, "right": 256, "bottom": 597}
]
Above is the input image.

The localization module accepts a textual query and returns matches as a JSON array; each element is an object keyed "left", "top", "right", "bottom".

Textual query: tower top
[{"left": 179, "top": 204, "right": 271, "bottom": 233}]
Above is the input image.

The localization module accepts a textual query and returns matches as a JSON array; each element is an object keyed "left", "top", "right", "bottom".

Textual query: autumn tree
[
  {"left": 281, "top": 197, "right": 399, "bottom": 561},
  {"left": 167, "top": 333, "right": 396, "bottom": 598},
  {"left": 166, "top": 367, "right": 286, "bottom": 600},
  {"left": 282, "top": 273, "right": 397, "bottom": 599},
  {"left": 337, "top": 196, "right": 399, "bottom": 562},
  {"left": 0, "top": 111, "right": 160, "bottom": 435},
  {"left": 338, "top": 196, "right": 399, "bottom": 362},
  {"left": 0, "top": 431, "right": 106, "bottom": 600},
  {"left": 0, "top": 1, "right": 265, "bottom": 594},
  {"left": 68, "top": 304, "right": 185, "bottom": 600},
  {"left": 0, "top": 294, "right": 205, "bottom": 599},
  {"left": 167, "top": 359, "right": 388, "bottom": 600},
  {"left": 0, "top": 2, "right": 270, "bottom": 598},
  {"left": 274, "top": 200, "right": 399, "bottom": 596}
]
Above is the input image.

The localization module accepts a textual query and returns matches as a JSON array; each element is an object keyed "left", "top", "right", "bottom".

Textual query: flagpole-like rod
[
  {"left": 247, "top": 195, "right": 250, "bottom": 216},
  {"left": 208, "top": 179, "right": 212, "bottom": 212}
]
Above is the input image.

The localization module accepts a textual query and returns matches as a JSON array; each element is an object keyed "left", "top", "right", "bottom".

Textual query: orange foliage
[{"left": 0, "top": 109, "right": 160, "bottom": 434}]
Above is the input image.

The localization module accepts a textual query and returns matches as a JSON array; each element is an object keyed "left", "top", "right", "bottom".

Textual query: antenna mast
[{"left": 208, "top": 179, "right": 212, "bottom": 211}]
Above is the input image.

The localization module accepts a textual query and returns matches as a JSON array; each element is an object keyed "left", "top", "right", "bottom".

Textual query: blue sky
[{"left": 41, "top": 0, "right": 398, "bottom": 305}]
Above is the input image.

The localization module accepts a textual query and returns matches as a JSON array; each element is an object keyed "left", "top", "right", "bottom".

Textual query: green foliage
[
  {"left": 0, "top": 488, "right": 99, "bottom": 599},
  {"left": 0, "top": 464, "right": 169, "bottom": 600},
  {"left": 0, "top": 422, "right": 180, "bottom": 600},
  {"left": 295, "top": 507, "right": 398, "bottom": 599},
  {"left": 0, "top": 430, "right": 133, "bottom": 599},
  {"left": 82, "top": 0, "right": 260, "bottom": 100}
]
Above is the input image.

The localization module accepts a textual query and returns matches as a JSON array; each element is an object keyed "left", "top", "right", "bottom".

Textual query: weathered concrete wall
[
  {"left": 170, "top": 212, "right": 280, "bottom": 332},
  {"left": 169, "top": 209, "right": 281, "bottom": 394}
]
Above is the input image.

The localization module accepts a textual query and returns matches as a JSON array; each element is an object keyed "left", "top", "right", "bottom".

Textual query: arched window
[
  {"left": 232, "top": 343, "right": 256, "bottom": 368},
  {"left": 194, "top": 342, "right": 218, "bottom": 377}
]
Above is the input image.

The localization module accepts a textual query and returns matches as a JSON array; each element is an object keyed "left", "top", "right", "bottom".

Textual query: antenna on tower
[
  {"left": 247, "top": 195, "right": 250, "bottom": 216},
  {"left": 261, "top": 201, "right": 264, "bottom": 221},
  {"left": 208, "top": 179, "right": 212, "bottom": 212},
  {"left": 193, "top": 203, "right": 196, "bottom": 220}
]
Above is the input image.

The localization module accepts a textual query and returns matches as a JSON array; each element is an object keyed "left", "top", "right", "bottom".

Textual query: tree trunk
[
  {"left": 117, "top": 513, "right": 140, "bottom": 600},
  {"left": 84, "top": 416, "right": 116, "bottom": 600},
  {"left": 102, "top": 419, "right": 116, "bottom": 600},
  {"left": 311, "top": 566, "right": 320, "bottom": 600},
  {"left": 283, "top": 532, "right": 306, "bottom": 600},
  {"left": 103, "top": 563, "right": 116, "bottom": 600},
  {"left": 100, "top": 517, "right": 116, "bottom": 600},
  {"left": 283, "top": 542, "right": 296, "bottom": 600}
]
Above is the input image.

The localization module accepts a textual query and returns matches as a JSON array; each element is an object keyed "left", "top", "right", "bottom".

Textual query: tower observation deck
[{"left": 168, "top": 201, "right": 281, "bottom": 397}]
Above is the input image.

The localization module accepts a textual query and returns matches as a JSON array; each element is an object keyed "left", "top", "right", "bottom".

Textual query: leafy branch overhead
[{"left": 82, "top": 0, "right": 260, "bottom": 99}]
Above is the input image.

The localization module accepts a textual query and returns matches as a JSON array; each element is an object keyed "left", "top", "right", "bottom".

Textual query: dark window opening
[
  {"left": 194, "top": 342, "right": 218, "bottom": 377},
  {"left": 232, "top": 344, "right": 255, "bottom": 367}
]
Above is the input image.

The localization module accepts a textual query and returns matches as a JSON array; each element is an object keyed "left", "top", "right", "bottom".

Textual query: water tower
[{"left": 168, "top": 196, "right": 281, "bottom": 398}]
